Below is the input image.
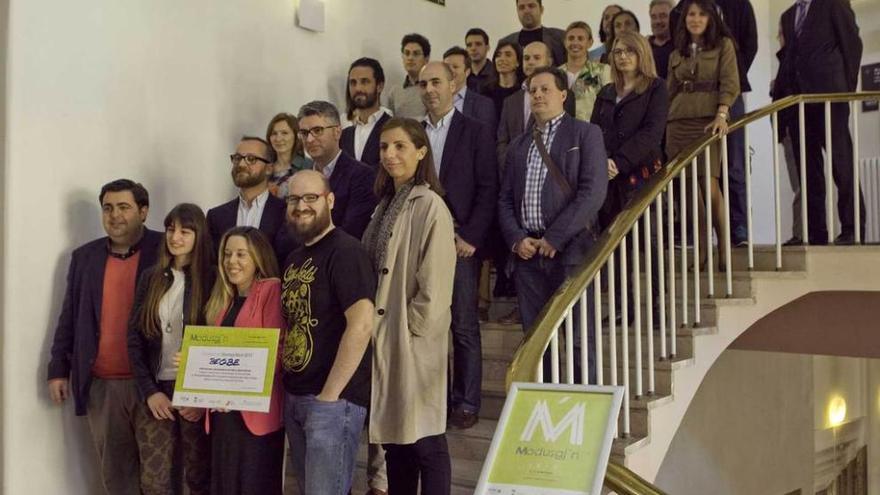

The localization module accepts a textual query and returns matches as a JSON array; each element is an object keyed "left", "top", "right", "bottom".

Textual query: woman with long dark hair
[
  {"left": 666, "top": 0, "right": 740, "bottom": 268},
  {"left": 488, "top": 40, "right": 523, "bottom": 124},
  {"left": 127, "top": 203, "right": 214, "bottom": 494},
  {"left": 363, "top": 118, "right": 456, "bottom": 495},
  {"left": 204, "top": 227, "right": 285, "bottom": 495}
]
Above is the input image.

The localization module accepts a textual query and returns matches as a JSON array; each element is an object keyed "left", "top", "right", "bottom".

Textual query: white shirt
[
  {"left": 236, "top": 189, "right": 269, "bottom": 228},
  {"left": 157, "top": 268, "right": 186, "bottom": 381},
  {"left": 453, "top": 87, "right": 468, "bottom": 114},
  {"left": 423, "top": 108, "right": 455, "bottom": 175},
  {"left": 353, "top": 108, "right": 388, "bottom": 161},
  {"left": 316, "top": 150, "right": 343, "bottom": 179}
]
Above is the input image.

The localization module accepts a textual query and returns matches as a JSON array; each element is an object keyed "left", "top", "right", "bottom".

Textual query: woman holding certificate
[
  {"left": 127, "top": 203, "right": 213, "bottom": 494},
  {"left": 204, "top": 226, "right": 285, "bottom": 495},
  {"left": 363, "top": 118, "right": 456, "bottom": 495}
]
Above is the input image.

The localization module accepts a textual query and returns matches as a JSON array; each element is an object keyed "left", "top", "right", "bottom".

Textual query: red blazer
[{"left": 205, "top": 278, "right": 285, "bottom": 436}]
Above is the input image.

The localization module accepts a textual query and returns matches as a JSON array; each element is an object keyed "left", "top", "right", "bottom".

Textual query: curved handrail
[{"left": 504, "top": 91, "right": 880, "bottom": 494}]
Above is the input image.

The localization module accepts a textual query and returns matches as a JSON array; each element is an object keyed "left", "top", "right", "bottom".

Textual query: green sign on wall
[{"left": 475, "top": 383, "right": 624, "bottom": 495}]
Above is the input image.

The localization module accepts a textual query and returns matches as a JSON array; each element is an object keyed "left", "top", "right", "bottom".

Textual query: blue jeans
[
  {"left": 450, "top": 256, "right": 481, "bottom": 413},
  {"left": 726, "top": 96, "right": 748, "bottom": 241},
  {"left": 284, "top": 394, "right": 367, "bottom": 495},
  {"left": 514, "top": 255, "right": 596, "bottom": 383}
]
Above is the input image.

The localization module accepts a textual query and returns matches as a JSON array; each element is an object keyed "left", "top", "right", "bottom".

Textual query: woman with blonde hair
[
  {"left": 560, "top": 21, "right": 612, "bottom": 122},
  {"left": 204, "top": 226, "right": 285, "bottom": 495},
  {"left": 363, "top": 117, "right": 456, "bottom": 494}
]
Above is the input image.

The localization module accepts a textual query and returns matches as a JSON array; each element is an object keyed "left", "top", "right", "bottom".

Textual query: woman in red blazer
[{"left": 204, "top": 226, "right": 285, "bottom": 495}]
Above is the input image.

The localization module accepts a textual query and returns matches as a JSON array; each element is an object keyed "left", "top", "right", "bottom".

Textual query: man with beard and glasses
[
  {"left": 341, "top": 57, "right": 392, "bottom": 170},
  {"left": 281, "top": 169, "right": 377, "bottom": 495},
  {"left": 298, "top": 100, "right": 377, "bottom": 241},
  {"left": 207, "top": 136, "right": 287, "bottom": 253}
]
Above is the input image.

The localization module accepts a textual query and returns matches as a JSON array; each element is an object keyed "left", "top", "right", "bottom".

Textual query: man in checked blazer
[{"left": 498, "top": 66, "right": 607, "bottom": 380}]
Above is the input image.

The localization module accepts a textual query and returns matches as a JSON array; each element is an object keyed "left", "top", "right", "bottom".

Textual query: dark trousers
[
  {"left": 449, "top": 256, "right": 481, "bottom": 414},
  {"left": 726, "top": 96, "right": 748, "bottom": 240},
  {"left": 383, "top": 434, "right": 451, "bottom": 495},
  {"left": 789, "top": 101, "right": 865, "bottom": 243},
  {"left": 514, "top": 255, "right": 596, "bottom": 383},
  {"left": 210, "top": 412, "right": 284, "bottom": 495}
]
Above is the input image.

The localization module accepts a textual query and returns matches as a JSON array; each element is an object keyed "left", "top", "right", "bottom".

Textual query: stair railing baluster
[
  {"left": 721, "top": 134, "right": 733, "bottom": 296},
  {"left": 691, "top": 158, "right": 701, "bottom": 325}
]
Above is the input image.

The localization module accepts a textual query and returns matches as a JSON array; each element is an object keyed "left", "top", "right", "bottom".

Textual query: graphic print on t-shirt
[{"left": 282, "top": 257, "right": 318, "bottom": 372}]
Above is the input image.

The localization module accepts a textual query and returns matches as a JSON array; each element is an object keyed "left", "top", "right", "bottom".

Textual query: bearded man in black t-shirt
[{"left": 280, "top": 170, "right": 377, "bottom": 495}]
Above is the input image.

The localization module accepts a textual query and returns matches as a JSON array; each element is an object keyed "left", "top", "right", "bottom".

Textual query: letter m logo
[{"left": 519, "top": 400, "right": 586, "bottom": 445}]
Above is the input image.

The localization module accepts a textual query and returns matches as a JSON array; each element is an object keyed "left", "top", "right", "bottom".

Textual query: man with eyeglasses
[
  {"left": 297, "top": 100, "right": 376, "bottom": 241},
  {"left": 281, "top": 169, "right": 376, "bottom": 495},
  {"left": 206, "top": 136, "right": 287, "bottom": 252}
]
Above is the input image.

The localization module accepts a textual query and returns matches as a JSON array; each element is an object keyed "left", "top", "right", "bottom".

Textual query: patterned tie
[{"left": 794, "top": 0, "right": 808, "bottom": 36}]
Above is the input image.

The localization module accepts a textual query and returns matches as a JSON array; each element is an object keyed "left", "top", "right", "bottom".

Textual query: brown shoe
[
  {"left": 498, "top": 305, "right": 521, "bottom": 325},
  {"left": 448, "top": 408, "right": 479, "bottom": 429}
]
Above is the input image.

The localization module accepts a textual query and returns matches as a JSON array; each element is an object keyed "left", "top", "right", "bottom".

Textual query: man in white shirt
[
  {"left": 206, "top": 137, "right": 287, "bottom": 251},
  {"left": 341, "top": 57, "right": 391, "bottom": 170}
]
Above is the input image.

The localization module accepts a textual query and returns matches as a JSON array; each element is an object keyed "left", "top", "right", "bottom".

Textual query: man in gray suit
[
  {"left": 497, "top": 66, "right": 607, "bottom": 380},
  {"left": 499, "top": 0, "right": 566, "bottom": 66}
]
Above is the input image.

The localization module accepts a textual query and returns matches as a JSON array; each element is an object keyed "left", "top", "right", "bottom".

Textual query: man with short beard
[
  {"left": 206, "top": 136, "right": 287, "bottom": 251},
  {"left": 499, "top": 0, "right": 566, "bottom": 66},
  {"left": 281, "top": 169, "right": 376, "bottom": 495},
  {"left": 341, "top": 58, "right": 391, "bottom": 170},
  {"left": 298, "top": 100, "right": 376, "bottom": 241}
]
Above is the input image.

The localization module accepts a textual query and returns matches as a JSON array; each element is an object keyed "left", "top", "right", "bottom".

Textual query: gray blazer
[{"left": 496, "top": 87, "right": 577, "bottom": 174}]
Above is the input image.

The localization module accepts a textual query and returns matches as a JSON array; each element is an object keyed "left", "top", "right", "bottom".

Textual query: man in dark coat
[{"left": 47, "top": 179, "right": 163, "bottom": 494}]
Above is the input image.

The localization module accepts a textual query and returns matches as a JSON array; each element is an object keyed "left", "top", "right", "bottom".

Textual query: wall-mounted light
[{"left": 828, "top": 396, "right": 847, "bottom": 427}]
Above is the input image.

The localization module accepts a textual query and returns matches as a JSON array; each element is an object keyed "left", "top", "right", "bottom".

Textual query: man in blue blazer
[
  {"left": 340, "top": 57, "right": 392, "bottom": 170},
  {"left": 443, "top": 46, "right": 497, "bottom": 139},
  {"left": 47, "top": 179, "right": 163, "bottom": 493},
  {"left": 206, "top": 136, "right": 287, "bottom": 252},
  {"left": 298, "top": 100, "right": 377, "bottom": 241},
  {"left": 498, "top": 67, "right": 607, "bottom": 380},
  {"left": 419, "top": 61, "right": 498, "bottom": 429}
]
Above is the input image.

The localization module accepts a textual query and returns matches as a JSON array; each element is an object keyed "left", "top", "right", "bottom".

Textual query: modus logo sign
[{"left": 476, "top": 384, "right": 623, "bottom": 495}]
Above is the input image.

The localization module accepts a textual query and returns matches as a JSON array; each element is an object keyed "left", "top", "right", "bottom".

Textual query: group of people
[{"left": 45, "top": 0, "right": 864, "bottom": 494}]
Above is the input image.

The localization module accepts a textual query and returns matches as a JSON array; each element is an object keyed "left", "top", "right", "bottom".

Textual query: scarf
[{"left": 362, "top": 181, "right": 415, "bottom": 272}]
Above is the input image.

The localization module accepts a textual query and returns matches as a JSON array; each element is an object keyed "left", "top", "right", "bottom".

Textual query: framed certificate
[
  {"left": 171, "top": 325, "right": 280, "bottom": 413},
  {"left": 475, "top": 383, "right": 624, "bottom": 495}
]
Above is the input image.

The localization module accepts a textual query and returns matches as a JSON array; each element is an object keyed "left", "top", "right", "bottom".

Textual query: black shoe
[
  {"left": 448, "top": 409, "right": 479, "bottom": 429},
  {"left": 834, "top": 233, "right": 856, "bottom": 245},
  {"left": 783, "top": 237, "right": 803, "bottom": 246}
]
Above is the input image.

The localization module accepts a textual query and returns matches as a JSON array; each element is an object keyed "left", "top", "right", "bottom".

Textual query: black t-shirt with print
[{"left": 281, "top": 228, "right": 377, "bottom": 408}]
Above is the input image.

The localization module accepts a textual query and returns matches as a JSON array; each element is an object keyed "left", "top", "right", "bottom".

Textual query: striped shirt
[{"left": 521, "top": 113, "right": 565, "bottom": 232}]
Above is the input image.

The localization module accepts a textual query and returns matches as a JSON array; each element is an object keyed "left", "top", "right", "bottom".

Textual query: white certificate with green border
[
  {"left": 171, "top": 325, "right": 280, "bottom": 413},
  {"left": 475, "top": 383, "right": 624, "bottom": 495}
]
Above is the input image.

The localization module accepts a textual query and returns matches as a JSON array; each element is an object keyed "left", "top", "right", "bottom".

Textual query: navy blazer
[
  {"left": 47, "top": 228, "right": 163, "bottom": 415},
  {"left": 340, "top": 111, "right": 391, "bottom": 170},
  {"left": 424, "top": 111, "right": 499, "bottom": 250},
  {"left": 327, "top": 151, "right": 377, "bottom": 241},
  {"left": 206, "top": 192, "right": 287, "bottom": 252},
  {"left": 779, "top": 0, "right": 862, "bottom": 93},
  {"left": 498, "top": 113, "right": 608, "bottom": 266},
  {"left": 497, "top": 87, "right": 577, "bottom": 172},
  {"left": 461, "top": 90, "right": 497, "bottom": 142}
]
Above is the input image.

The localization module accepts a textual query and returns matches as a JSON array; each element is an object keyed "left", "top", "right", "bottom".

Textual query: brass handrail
[{"left": 504, "top": 91, "right": 880, "bottom": 494}]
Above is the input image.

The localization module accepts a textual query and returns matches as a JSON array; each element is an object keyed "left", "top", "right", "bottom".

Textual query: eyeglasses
[
  {"left": 296, "top": 125, "right": 339, "bottom": 139},
  {"left": 286, "top": 192, "right": 328, "bottom": 205},
  {"left": 230, "top": 153, "right": 270, "bottom": 166},
  {"left": 611, "top": 47, "right": 637, "bottom": 58}
]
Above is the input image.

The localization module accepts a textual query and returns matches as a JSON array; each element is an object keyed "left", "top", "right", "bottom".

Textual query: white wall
[
  {"left": 653, "top": 350, "right": 815, "bottom": 495},
  {"left": 2, "top": 0, "right": 872, "bottom": 492},
  {"left": 0, "top": 1, "right": 656, "bottom": 493}
]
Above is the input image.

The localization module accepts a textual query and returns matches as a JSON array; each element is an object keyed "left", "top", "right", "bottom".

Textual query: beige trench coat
[{"left": 369, "top": 184, "right": 456, "bottom": 445}]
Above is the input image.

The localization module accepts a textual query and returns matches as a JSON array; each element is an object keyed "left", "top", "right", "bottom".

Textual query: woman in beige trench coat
[{"left": 362, "top": 117, "right": 456, "bottom": 495}]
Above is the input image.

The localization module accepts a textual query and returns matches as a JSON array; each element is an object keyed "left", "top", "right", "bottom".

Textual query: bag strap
[{"left": 532, "top": 126, "right": 573, "bottom": 199}]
